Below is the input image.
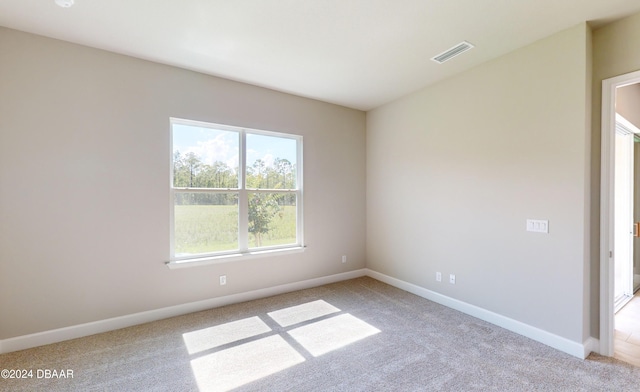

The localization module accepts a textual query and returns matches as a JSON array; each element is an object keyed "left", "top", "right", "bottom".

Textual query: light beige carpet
[{"left": 1, "top": 277, "right": 640, "bottom": 391}]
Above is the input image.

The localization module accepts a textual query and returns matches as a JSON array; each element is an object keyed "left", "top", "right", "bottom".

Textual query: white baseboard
[
  {"left": 365, "top": 269, "right": 591, "bottom": 359},
  {"left": 0, "top": 268, "right": 595, "bottom": 359},
  {"left": 0, "top": 269, "right": 367, "bottom": 354}
]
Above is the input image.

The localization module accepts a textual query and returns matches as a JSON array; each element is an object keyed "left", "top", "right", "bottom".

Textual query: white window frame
[{"left": 167, "top": 118, "right": 304, "bottom": 268}]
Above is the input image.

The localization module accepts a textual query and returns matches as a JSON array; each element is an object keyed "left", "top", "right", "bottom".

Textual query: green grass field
[{"left": 174, "top": 205, "right": 296, "bottom": 254}]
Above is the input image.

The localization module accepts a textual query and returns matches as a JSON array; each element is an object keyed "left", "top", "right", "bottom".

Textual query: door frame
[
  {"left": 613, "top": 118, "right": 635, "bottom": 312},
  {"left": 600, "top": 69, "right": 640, "bottom": 356}
]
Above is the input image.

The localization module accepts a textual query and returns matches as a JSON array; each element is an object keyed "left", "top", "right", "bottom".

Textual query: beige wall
[
  {"left": 7, "top": 9, "right": 640, "bottom": 350},
  {"left": 367, "top": 24, "right": 591, "bottom": 343},
  {"left": 0, "top": 27, "right": 366, "bottom": 339},
  {"left": 591, "top": 11, "right": 640, "bottom": 338}
]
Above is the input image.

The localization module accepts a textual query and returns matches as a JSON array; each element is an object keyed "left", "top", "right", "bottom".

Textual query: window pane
[
  {"left": 248, "top": 193, "right": 296, "bottom": 248},
  {"left": 246, "top": 134, "right": 297, "bottom": 189},
  {"left": 174, "top": 193, "right": 238, "bottom": 255},
  {"left": 173, "top": 123, "right": 239, "bottom": 188}
]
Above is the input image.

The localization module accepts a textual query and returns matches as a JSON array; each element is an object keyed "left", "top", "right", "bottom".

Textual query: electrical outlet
[
  {"left": 342, "top": 255, "right": 347, "bottom": 263},
  {"left": 436, "top": 272, "right": 442, "bottom": 282},
  {"left": 219, "top": 275, "right": 227, "bottom": 285},
  {"left": 449, "top": 274, "right": 456, "bottom": 284}
]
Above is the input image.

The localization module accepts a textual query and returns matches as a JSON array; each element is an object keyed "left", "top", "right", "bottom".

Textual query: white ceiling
[{"left": 1, "top": 0, "right": 640, "bottom": 111}]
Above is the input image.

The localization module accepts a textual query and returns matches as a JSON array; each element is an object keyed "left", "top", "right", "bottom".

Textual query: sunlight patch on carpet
[
  {"left": 287, "top": 313, "right": 381, "bottom": 357},
  {"left": 190, "top": 335, "right": 305, "bottom": 392},
  {"left": 267, "top": 299, "right": 341, "bottom": 327},
  {"left": 182, "top": 316, "right": 271, "bottom": 354},
  {"left": 184, "top": 300, "right": 382, "bottom": 390}
]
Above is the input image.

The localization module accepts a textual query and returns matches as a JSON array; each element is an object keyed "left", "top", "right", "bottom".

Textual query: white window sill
[{"left": 166, "top": 246, "right": 305, "bottom": 269}]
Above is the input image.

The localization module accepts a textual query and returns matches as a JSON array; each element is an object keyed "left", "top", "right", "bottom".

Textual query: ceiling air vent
[{"left": 431, "top": 41, "right": 474, "bottom": 64}]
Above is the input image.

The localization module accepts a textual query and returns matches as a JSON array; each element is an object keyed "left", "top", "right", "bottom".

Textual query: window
[{"left": 170, "top": 118, "right": 302, "bottom": 263}]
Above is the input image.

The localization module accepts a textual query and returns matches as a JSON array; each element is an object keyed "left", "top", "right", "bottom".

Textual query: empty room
[{"left": 3, "top": 1, "right": 640, "bottom": 391}]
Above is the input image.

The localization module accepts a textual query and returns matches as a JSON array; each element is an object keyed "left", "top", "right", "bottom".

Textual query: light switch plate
[{"left": 526, "top": 219, "right": 549, "bottom": 233}]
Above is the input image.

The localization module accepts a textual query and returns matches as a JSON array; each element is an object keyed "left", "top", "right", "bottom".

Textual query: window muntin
[{"left": 170, "top": 118, "right": 302, "bottom": 261}]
